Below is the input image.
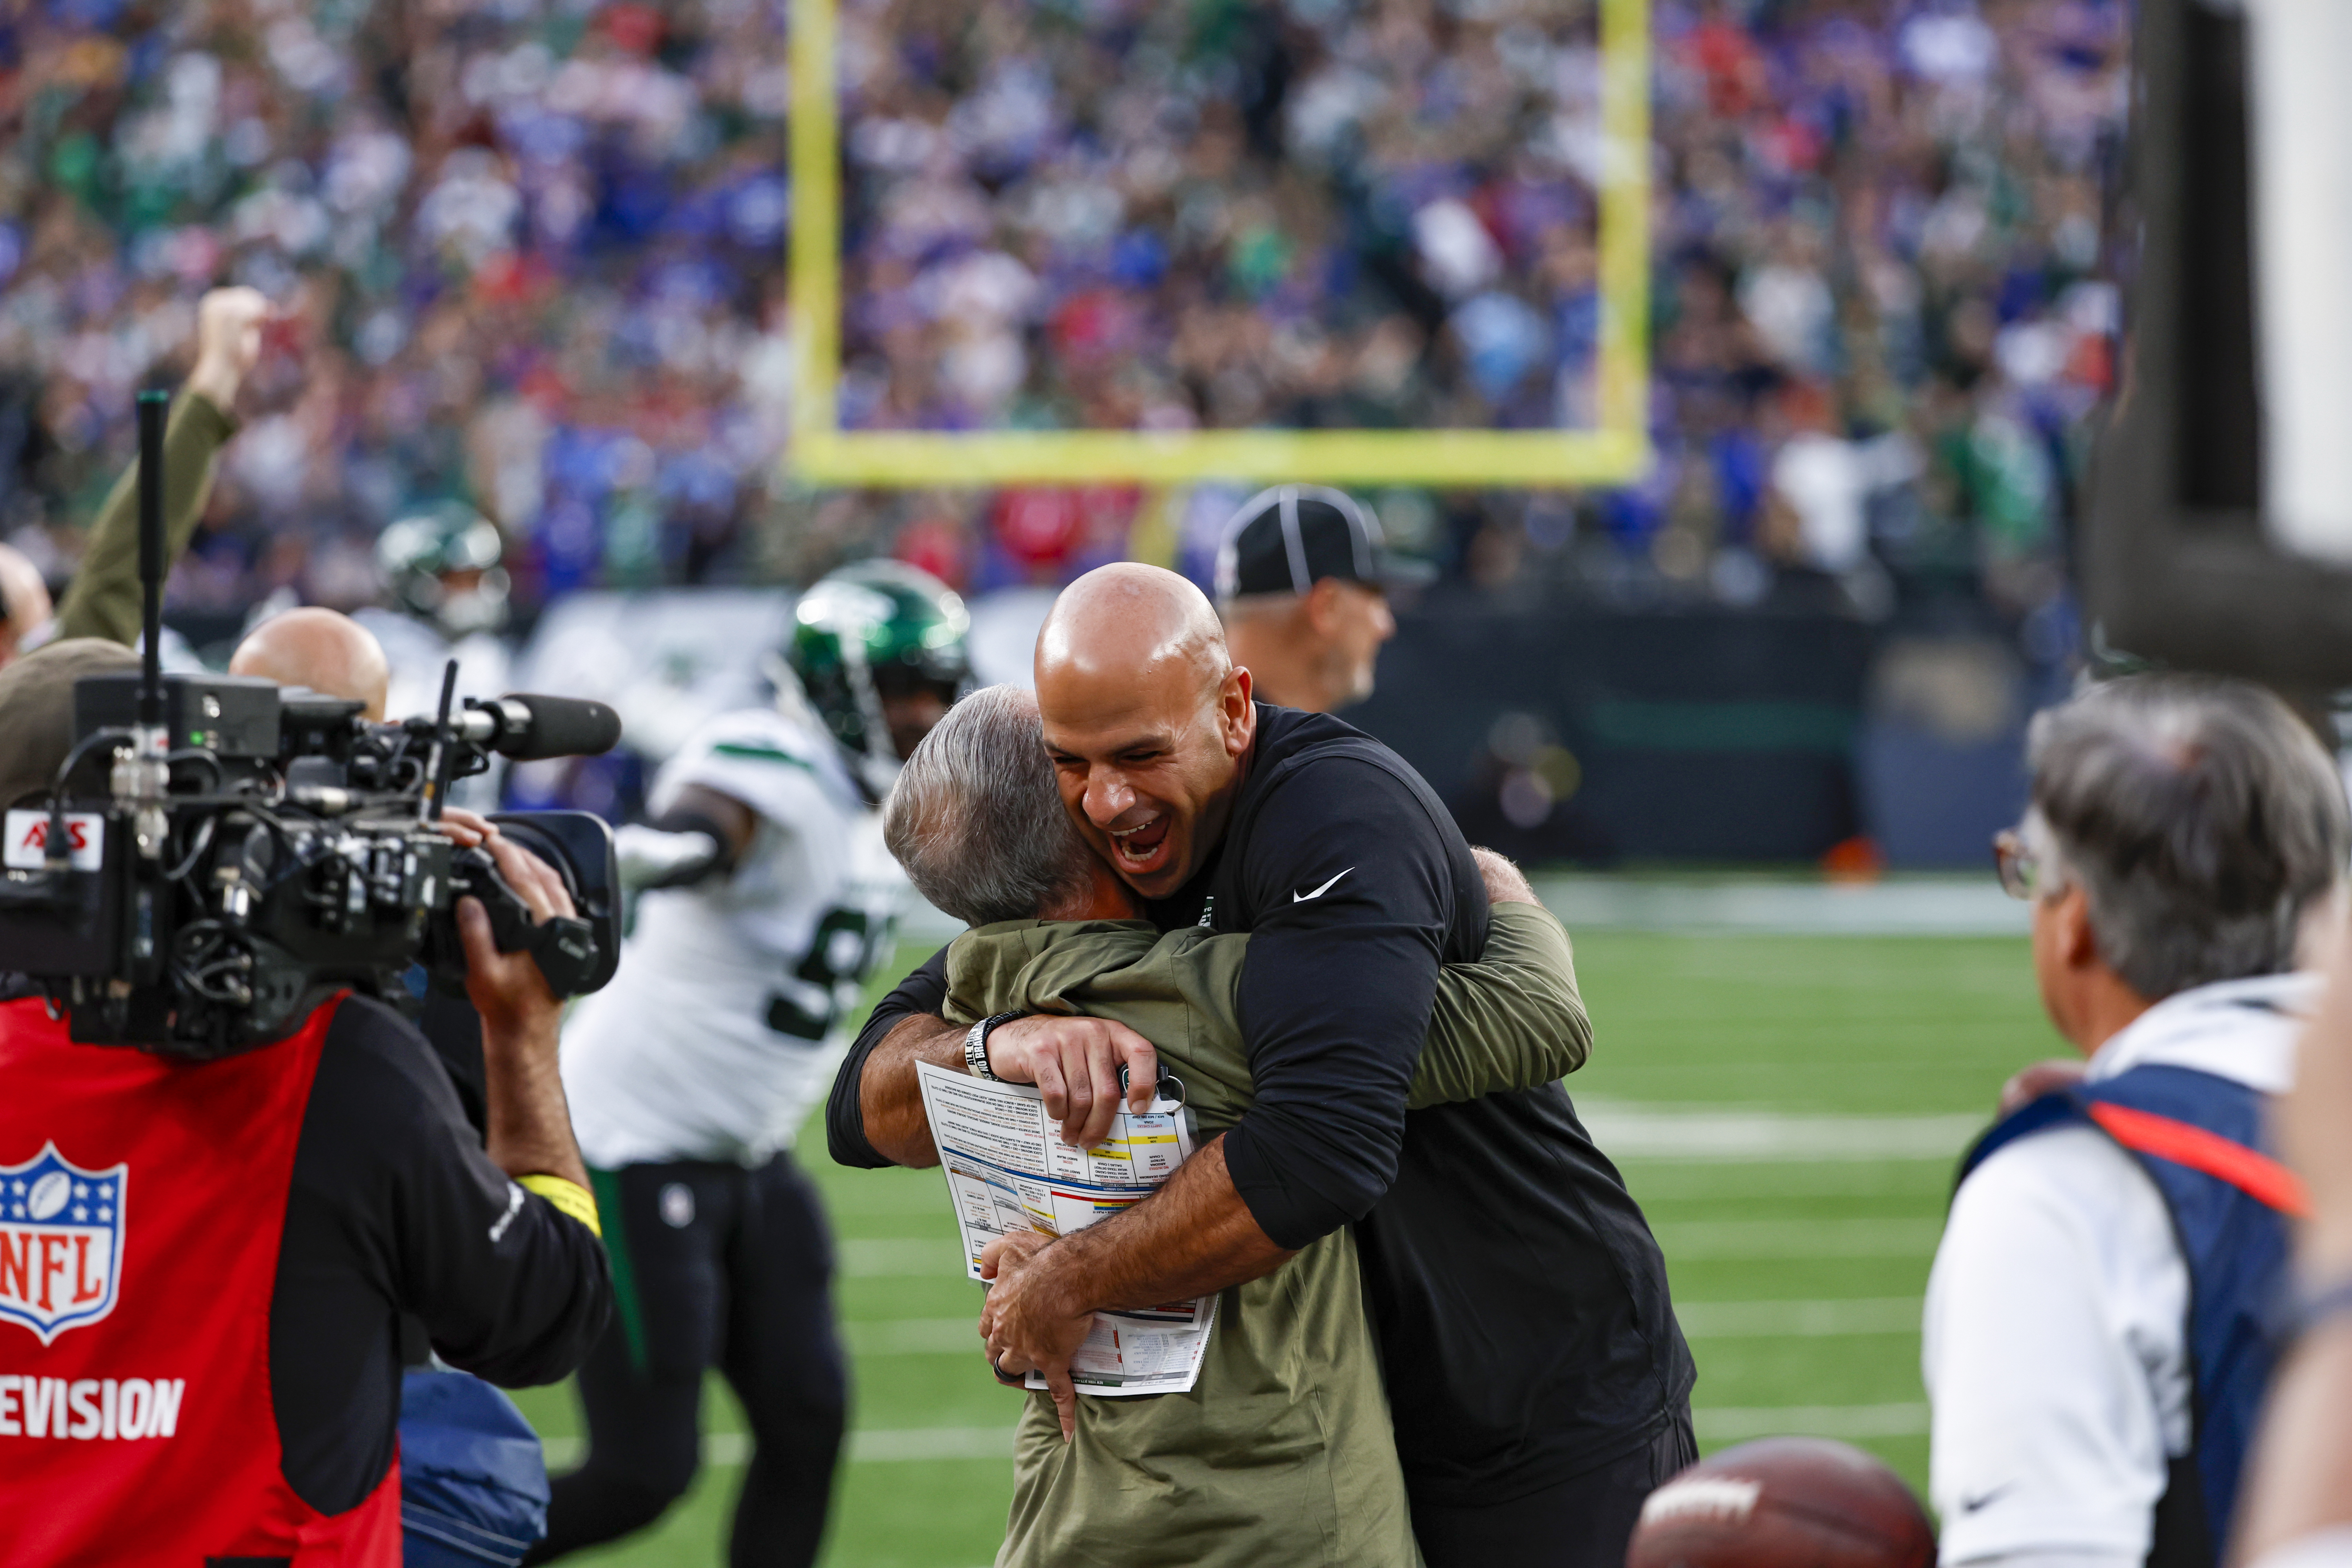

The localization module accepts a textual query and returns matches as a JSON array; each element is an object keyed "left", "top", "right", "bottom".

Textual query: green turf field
[{"left": 510, "top": 924, "right": 2065, "bottom": 1566}]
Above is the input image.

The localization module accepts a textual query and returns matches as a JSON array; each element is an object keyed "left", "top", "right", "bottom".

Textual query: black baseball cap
[{"left": 1214, "top": 485, "right": 1436, "bottom": 600}]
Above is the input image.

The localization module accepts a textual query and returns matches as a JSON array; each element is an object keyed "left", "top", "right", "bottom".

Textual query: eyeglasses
[{"left": 1991, "top": 828, "right": 2039, "bottom": 901}]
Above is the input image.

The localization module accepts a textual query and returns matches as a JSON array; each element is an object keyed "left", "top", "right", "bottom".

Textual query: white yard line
[
  {"left": 841, "top": 1301, "right": 1925, "bottom": 1353},
  {"left": 1674, "top": 1297, "right": 1922, "bottom": 1337},
  {"left": 1533, "top": 876, "right": 2025, "bottom": 936},
  {"left": 542, "top": 1425, "right": 1018, "bottom": 1470},
  {"left": 844, "top": 1316, "right": 985, "bottom": 1354},
  {"left": 851, "top": 1426, "right": 1021, "bottom": 1461},
  {"left": 906, "top": 876, "right": 2025, "bottom": 942},
  {"left": 1694, "top": 1402, "right": 1930, "bottom": 1441},
  {"left": 1651, "top": 1217, "right": 1943, "bottom": 1258},
  {"left": 1579, "top": 1101, "right": 1987, "bottom": 1163},
  {"left": 838, "top": 1237, "right": 970, "bottom": 1276}
]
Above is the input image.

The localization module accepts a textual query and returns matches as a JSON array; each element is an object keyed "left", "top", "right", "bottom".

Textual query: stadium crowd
[{"left": 0, "top": 0, "right": 2115, "bottom": 649}]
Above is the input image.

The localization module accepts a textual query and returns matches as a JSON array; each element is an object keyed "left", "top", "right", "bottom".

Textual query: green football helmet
[
  {"left": 377, "top": 502, "right": 509, "bottom": 637},
  {"left": 784, "top": 559, "right": 972, "bottom": 791}
]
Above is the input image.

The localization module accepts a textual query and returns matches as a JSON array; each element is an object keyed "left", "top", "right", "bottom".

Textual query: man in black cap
[{"left": 1214, "top": 484, "right": 1432, "bottom": 713}]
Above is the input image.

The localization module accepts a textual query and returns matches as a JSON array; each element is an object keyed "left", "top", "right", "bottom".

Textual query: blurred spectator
[{"left": 0, "top": 0, "right": 2120, "bottom": 682}]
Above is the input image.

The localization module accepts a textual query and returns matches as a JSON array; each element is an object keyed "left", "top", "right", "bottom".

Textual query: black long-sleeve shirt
[
  {"left": 274, "top": 995, "right": 610, "bottom": 1514},
  {"left": 829, "top": 704, "right": 1691, "bottom": 1505}
]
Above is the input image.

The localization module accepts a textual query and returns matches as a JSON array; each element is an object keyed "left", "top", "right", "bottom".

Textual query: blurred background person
[
  {"left": 359, "top": 503, "right": 514, "bottom": 723},
  {"left": 357, "top": 504, "right": 516, "bottom": 809},
  {"left": 533, "top": 562, "right": 969, "bottom": 1566},
  {"left": 1927, "top": 676, "right": 2347, "bottom": 1568},
  {"left": 1214, "top": 485, "right": 1430, "bottom": 714}
]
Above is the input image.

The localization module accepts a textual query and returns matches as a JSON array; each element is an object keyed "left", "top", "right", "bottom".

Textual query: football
[
  {"left": 25, "top": 1170, "right": 71, "bottom": 1222},
  {"left": 1627, "top": 1437, "right": 1936, "bottom": 1568}
]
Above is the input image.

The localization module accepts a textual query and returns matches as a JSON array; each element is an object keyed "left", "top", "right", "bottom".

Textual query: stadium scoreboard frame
[{"left": 785, "top": 0, "right": 1652, "bottom": 488}]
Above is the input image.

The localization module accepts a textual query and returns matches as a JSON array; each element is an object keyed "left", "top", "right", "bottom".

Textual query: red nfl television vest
[{"left": 0, "top": 993, "right": 401, "bottom": 1566}]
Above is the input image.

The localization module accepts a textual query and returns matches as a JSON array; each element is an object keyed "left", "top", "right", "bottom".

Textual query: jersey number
[
  {"left": 795, "top": 907, "right": 875, "bottom": 989},
  {"left": 767, "top": 907, "right": 881, "bottom": 1041}
]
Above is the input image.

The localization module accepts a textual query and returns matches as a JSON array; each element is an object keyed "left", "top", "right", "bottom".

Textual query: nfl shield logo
[{"left": 0, "top": 1143, "right": 128, "bottom": 1344}]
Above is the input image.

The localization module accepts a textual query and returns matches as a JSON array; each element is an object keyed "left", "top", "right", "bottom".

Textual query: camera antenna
[
  {"left": 421, "top": 659, "right": 460, "bottom": 822},
  {"left": 123, "top": 389, "right": 174, "bottom": 863},
  {"left": 135, "top": 390, "right": 168, "bottom": 725}
]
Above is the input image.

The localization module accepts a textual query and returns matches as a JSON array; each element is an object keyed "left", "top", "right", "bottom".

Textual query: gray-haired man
[
  {"left": 878, "top": 684, "right": 1619, "bottom": 1568},
  {"left": 1929, "top": 675, "right": 2350, "bottom": 1568}
]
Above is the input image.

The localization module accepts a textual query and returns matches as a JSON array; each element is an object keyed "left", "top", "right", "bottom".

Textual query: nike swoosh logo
[
  {"left": 1293, "top": 868, "right": 1354, "bottom": 902},
  {"left": 1959, "top": 1484, "right": 2016, "bottom": 1514}
]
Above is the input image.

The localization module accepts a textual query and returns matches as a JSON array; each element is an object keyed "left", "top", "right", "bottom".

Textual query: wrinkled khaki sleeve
[
  {"left": 1410, "top": 900, "right": 1590, "bottom": 1108},
  {"left": 55, "top": 392, "right": 237, "bottom": 646},
  {"left": 945, "top": 905, "right": 1588, "bottom": 1117}
]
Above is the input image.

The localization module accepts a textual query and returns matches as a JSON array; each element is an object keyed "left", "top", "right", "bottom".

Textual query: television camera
[{"left": 0, "top": 392, "right": 622, "bottom": 1057}]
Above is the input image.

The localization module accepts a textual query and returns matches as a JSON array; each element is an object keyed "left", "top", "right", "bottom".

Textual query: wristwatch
[{"left": 964, "top": 1012, "right": 1026, "bottom": 1081}]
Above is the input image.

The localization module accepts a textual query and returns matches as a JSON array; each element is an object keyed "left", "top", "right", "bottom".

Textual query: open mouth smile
[{"left": 1107, "top": 813, "right": 1174, "bottom": 875}]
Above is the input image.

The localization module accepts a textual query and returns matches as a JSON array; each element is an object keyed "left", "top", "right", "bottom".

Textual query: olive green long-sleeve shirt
[
  {"left": 942, "top": 900, "right": 1588, "bottom": 1568},
  {"left": 53, "top": 392, "right": 236, "bottom": 646}
]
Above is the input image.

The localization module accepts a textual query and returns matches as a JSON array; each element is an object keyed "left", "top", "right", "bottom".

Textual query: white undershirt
[{"left": 1925, "top": 974, "right": 2312, "bottom": 1568}]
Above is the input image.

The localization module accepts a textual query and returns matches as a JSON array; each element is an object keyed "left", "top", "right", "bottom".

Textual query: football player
[
  {"left": 354, "top": 503, "right": 515, "bottom": 809},
  {"left": 532, "top": 561, "right": 971, "bottom": 1567}
]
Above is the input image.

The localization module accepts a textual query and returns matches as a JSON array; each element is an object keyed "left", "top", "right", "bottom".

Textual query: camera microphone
[{"left": 457, "top": 693, "right": 623, "bottom": 761}]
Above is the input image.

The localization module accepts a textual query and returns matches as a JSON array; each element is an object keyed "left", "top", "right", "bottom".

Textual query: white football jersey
[{"left": 560, "top": 706, "right": 907, "bottom": 1167}]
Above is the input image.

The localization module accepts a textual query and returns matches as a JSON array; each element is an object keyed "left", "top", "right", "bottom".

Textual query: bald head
[
  {"left": 231, "top": 608, "right": 391, "bottom": 720},
  {"left": 1033, "top": 563, "right": 1257, "bottom": 900},
  {"left": 1036, "top": 563, "right": 1230, "bottom": 697}
]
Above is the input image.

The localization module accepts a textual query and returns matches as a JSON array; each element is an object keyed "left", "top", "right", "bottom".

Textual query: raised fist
[{"left": 185, "top": 286, "right": 274, "bottom": 412}]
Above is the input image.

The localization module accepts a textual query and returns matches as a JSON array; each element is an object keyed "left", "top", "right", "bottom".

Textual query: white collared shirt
[{"left": 1925, "top": 974, "right": 2314, "bottom": 1568}]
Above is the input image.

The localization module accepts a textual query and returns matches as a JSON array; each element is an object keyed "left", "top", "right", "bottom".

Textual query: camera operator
[
  {"left": 1, "top": 286, "right": 273, "bottom": 668},
  {"left": 229, "top": 606, "right": 499, "bottom": 1147},
  {"left": 0, "top": 640, "right": 612, "bottom": 1564}
]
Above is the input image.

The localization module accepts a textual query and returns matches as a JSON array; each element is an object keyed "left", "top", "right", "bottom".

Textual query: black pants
[
  {"left": 526, "top": 1154, "right": 848, "bottom": 1568},
  {"left": 1411, "top": 1410, "right": 1699, "bottom": 1568}
]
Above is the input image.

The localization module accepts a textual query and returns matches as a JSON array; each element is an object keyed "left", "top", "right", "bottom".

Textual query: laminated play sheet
[{"left": 916, "top": 1061, "right": 1216, "bottom": 1396}]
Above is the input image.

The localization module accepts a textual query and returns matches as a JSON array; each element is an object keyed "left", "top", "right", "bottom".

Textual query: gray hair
[
  {"left": 882, "top": 683, "right": 1093, "bottom": 927},
  {"left": 2028, "top": 674, "right": 2350, "bottom": 999}
]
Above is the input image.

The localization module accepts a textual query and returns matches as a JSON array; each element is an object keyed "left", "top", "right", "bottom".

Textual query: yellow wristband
[{"left": 517, "top": 1174, "right": 602, "bottom": 1239}]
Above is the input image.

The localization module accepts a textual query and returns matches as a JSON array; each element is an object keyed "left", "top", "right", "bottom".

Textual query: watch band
[{"left": 965, "top": 1011, "right": 1025, "bottom": 1080}]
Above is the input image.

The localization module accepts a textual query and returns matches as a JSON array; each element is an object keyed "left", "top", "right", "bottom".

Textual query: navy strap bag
[{"left": 399, "top": 1368, "right": 553, "bottom": 1567}]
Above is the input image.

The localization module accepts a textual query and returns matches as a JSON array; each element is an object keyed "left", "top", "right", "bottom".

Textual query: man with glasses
[{"left": 1927, "top": 675, "right": 2347, "bottom": 1568}]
